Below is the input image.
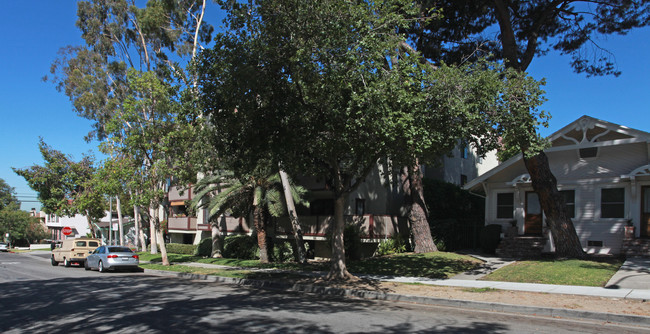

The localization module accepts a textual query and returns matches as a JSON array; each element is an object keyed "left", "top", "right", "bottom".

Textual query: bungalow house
[{"left": 464, "top": 115, "right": 650, "bottom": 256}]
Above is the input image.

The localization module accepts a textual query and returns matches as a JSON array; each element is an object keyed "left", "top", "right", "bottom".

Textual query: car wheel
[
  {"left": 51, "top": 256, "right": 58, "bottom": 266},
  {"left": 98, "top": 260, "right": 106, "bottom": 273},
  {"left": 84, "top": 260, "right": 91, "bottom": 271},
  {"left": 64, "top": 258, "right": 71, "bottom": 267}
]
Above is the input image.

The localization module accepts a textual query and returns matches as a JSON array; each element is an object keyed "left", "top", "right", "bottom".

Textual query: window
[
  {"left": 88, "top": 241, "right": 99, "bottom": 247},
  {"left": 355, "top": 199, "right": 365, "bottom": 216},
  {"left": 601, "top": 188, "right": 625, "bottom": 218},
  {"left": 460, "top": 141, "right": 468, "bottom": 159},
  {"left": 75, "top": 241, "right": 86, "bottom": 247},
  {"left": 460, "top": 174, "right": 468, "bottom": 186},
  {"left": 559, "top": 190, "right": 575, "bottom": 219},
  {"left": 579, "top": 147, "right": 598, "bottom": 159},
  {"left": 496, "top": 193, "right": 514, "bottom": 219}
]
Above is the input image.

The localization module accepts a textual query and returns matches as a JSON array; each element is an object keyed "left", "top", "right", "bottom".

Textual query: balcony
[
  {"left": 168, "top": 185, "right": 194, "bottom": 202},
  {"left": 168, "top": 217, "right": 197, "bottom": 230}
]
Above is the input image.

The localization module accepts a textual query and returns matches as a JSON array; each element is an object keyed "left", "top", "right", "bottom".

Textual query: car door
[{"left": 89, "top": 246, "right": 103, "bottom": 268}]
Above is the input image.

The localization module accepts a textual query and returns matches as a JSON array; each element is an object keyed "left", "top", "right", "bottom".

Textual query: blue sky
[{"left": 1, "top": 1, "right": 648, "bottom": 211}]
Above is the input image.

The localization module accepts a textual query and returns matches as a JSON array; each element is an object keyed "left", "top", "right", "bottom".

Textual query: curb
[{"left": 144, "top": 268, "right": 650, "bottom": 328}]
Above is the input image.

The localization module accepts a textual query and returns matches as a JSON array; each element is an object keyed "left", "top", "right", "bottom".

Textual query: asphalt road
[{"left": 0, "top": 252, "right": 647, "bottom": 334}]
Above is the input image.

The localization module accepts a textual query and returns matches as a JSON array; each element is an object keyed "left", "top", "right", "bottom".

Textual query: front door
[
  {"left": 525, "top": 191, "right": 543, "bottom": 235},
  {"left": 642, "top": 186, "right": 650, "bottom": 237}
]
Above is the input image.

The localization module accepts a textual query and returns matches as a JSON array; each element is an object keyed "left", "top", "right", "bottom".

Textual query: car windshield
[{"left": 108, "top": 247, "right": 133, "bottom": 253}]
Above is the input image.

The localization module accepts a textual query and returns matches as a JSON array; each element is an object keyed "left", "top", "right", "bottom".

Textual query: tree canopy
[{"left": 196, "top": 0, "right": 544, "bottom": 278}]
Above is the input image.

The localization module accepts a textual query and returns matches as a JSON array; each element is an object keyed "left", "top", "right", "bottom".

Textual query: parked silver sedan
[{"left": 85, "top": 245, "right": 140, "bottom": 272}]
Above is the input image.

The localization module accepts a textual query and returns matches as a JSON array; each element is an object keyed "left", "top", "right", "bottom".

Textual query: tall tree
[
  {"left": 14, "top": 139, "right": 105, "bottom": 237},
  {"left": 46, "top": 0, "right": 214, "bottom": 265},
  {"left": 407, "top": 0, "right": 650, "bottom": 258},
  {"left": 0, "top": 179, "right": 19, "bottom": 211},
  {"left": 196, "top": 0, "right": 529, "bottom": 279}
]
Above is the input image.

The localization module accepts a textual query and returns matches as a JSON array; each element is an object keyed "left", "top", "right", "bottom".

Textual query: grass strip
[{"left": 481, "top": 259, "right": 622, "bottom": 287}]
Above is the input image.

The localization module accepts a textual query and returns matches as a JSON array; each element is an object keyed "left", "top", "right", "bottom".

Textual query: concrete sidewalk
[
  {"left": 173, "top": 254, "right": 650, "bottom": 301},
  {"left": 147, "top": 255, "right": 650, "bottom": 328}
]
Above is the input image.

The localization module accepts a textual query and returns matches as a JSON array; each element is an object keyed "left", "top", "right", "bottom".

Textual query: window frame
[
  {"left": 600, "top": 187, "right": 626, "bottom": 219},
  {"left": 496, "top": 192, "right": 515, "bottom": 219}
]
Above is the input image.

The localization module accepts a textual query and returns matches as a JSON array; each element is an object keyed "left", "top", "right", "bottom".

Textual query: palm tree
[{"left": 192, "top": 170, "right": 308, "bottom": 263}]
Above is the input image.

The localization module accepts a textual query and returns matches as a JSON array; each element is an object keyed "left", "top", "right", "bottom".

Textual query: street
[{"left": 0, "top": 252, "right": 647, "bottom": 334}]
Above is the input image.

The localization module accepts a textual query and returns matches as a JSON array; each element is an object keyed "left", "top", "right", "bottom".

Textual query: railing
[
  {"left": 168, "top": 217, "right": 198, "bottom": 230},
  {"left": 168, "top": 185, "right": 194, "bottom": 202}
]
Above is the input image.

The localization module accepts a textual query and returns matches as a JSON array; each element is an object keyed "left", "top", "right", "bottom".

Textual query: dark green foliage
[
  {"left": 375, "top": 234, "right": 408, "bottom": 256},
  {"left": 423, "top": 179, "right": 484, "bottom": 251},
  {"left": 480, "top": 224, "right": 503, "bottom": 254},
  {"left": 223, "top": 235, "right": 259, "bottom": 260},
  {"left": 344, "top": 224, "right": 363, "bottom": 261},
  {"left": 195, "top": 238, "right": 213, "bottom": 257},
  {"left": 164, "top": 243, "right": 196, "bottom": 255},
  {"left": 273, "top": 240, "right": 294, "bottom": 263}
]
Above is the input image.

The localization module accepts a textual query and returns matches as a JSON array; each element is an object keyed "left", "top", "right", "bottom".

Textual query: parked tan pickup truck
[{"left": 51, "top": 237, "right": 101, "bottom": 267}]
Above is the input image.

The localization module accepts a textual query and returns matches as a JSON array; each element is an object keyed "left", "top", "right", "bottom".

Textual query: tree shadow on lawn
[{"left": 346, "top": 254, "right": 479, "bottom": 279}]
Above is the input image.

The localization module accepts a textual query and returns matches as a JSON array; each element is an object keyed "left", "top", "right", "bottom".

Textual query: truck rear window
[
  {"left": 88, "top": 241, "right": 99, "bottom": 247},
  {"left": 75, "top": 241, "right": 86, "bottom": 247}
]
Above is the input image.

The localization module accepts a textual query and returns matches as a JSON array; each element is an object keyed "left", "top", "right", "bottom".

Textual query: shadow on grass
[{"left": 347, "top": 253, "right": 480, "bottom": 279}]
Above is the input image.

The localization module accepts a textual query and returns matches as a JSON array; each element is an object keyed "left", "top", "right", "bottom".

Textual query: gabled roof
[{"left": 463, "top": 115, "right": 650, "bottom": 191}]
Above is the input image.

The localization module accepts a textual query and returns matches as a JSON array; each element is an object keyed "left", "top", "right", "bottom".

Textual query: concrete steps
[{"left": 622, "top": 238, "right": 650, "bottom": 257}]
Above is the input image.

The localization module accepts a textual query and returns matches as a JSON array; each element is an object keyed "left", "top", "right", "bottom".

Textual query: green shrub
[
  {"left": 195, "top": 238, "right": 213, "bottom": 257},
  {"left": 165, "top": 243, "right": 196, "bottom": 255},
  {"left": 375, "top": 234, "right": 407, "bottom": 256},
  {"left": 273, "top": 240, "right": 294, "bottom": 263},
  {"left": 480, "top": 224, "right": 502, "bottom": 254},
  {"left": 223, "top": 234, "right": 259, "bottom": 260},
  {"left": 423, "top": 178, "right": 485, "bottom": 251}
]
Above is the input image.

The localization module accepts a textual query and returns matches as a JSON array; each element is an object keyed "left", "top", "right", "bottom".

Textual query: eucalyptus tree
[
  {"left": 46, "top": 0, "right": 213, "bottom": 264},
  {"left": 196, "top": 0, "right": 533, "bottom": 279},
  {"left": 14, "top": 139, "right": 105, "bottom": 237},
  {"left": 406, "top": 0, "right": 650, "bottom": 258}
]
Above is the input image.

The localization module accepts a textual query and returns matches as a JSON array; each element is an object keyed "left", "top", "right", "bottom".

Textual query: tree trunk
[
  {"left": 279, "top": 168, "right": 307, "bottom": 263},
  {"left": 149, "top": 207, "right": 158, "bottom": 254},
  {"left": 152, "top": 203, "right": 170, "bottom": 265},
  {"left": 524, "top": 152, "right": 585, "bottom": 258},
  {"left": 116, "top": 196, "right": 124, "bottom": 246},
  {"left": 326, "top": 194, "right": 356, "bottom": 281},
  {"left": 402, "top": 163, "right": 438, "bottom": 253},
  {"left": 253, "top": 206, "right": 270, "bottom": 263},
  {"left": 211, "top": 218, "right": 223, "bottom": 258},
  {"left": 85, "top": 210, "right": 96, "bottom": 238}
]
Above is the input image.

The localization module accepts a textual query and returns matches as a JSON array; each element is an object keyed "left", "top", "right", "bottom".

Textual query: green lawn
[
  {"left": 138, "top": 251, "right": 622, "bottom": 287},
  {"left": 481, "top": 259, "right": 623, "bottom": 287},
  {"left": 138, "top": 251, "right": 482, "bottom": 279}
]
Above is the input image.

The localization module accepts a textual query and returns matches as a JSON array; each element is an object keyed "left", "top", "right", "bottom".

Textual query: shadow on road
[{"left": 0, "top": 274, "right": 509, "bottom": 333}]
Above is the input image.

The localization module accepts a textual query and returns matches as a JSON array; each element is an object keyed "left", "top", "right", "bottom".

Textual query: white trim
[
  {"left": 507, "top": 173, "right": 531, "bottom": 186},
  {"left": 622, "top": 164, "right": 650, "bottom": 180}
]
